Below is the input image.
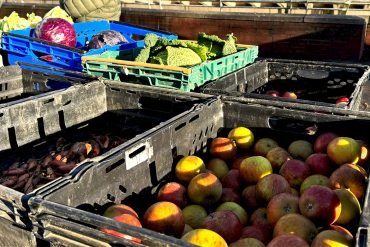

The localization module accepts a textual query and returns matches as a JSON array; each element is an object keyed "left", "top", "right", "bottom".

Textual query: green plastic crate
[{"left": 82, "top": 44, "right": 259, "bottom": 91}]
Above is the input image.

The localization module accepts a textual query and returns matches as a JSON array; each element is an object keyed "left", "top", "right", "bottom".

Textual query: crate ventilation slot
[
  {"left": 37, "top": 117, "right": 46, "bottom": 138},
  {"left": 128, "top": 145, "right": 146, "bottom": 159},
  {"left": 189, "top": 114, "right": 199, "bottom": 123},
  {"left": 105, "top": 158, "right": 124, "bottom": 173}
]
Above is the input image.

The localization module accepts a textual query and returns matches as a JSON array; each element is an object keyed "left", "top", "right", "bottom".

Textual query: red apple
[
  {"left": 266, "top": 90, "right": 280, "bottom": 97},
  {"left": 279, "top": 159, "right": 311, "bottom": 188},
  {"left": 103, "top": 204, "right": 139, "bottom": 219},
  {"left": 253, "top": 138, "right": 279, "bottom": 156},
  {"left": 267, "top": 234, "right": 309, "bottom": 247},
  {"left": 329, "top": 163, "right": 367, "bottom": 200},
  {"left": 222, "top": 169, "right": 241, "bottom": 190},
  {"left": 220, "top": 187, "right": 241, "bottom": 204},
  {"left": 241, "top": 185, "right": 259, "bottom": 211},
  {"left": 206, "top": 158, "right": 229, "bottom": 180},
  {"left": 335, "top": 97, "right": 350, "bottom": 107},
  {"left": 188, "top": 172, "right": 222, "bottom": 207},
  {"left": 201, "top": 210, "right": 243, "bottom": 243},
  {"left": 313, "top": 132, "right": 339, "bottom": 153},
  {"left": 305, "top": 153, "right": 333, "bottom": 176},
  {"left": 300, "top": 174, "right": 330, "bottom": 194},
  {"left": 299, "top": 185, "right": 341, "bottom": 225},
  {"left": 267, "top": 193, "right": 299, "bottom": 226},
  {"left": 231, "top": 156, "right": 249, "bottom": 170},
  {"left": 273, "top": 213, "right": 318, "bottom": 244},
  {"left": 157, "top": 182, "right": 188, "bottom": 208},
  {"left": 230, "top": 238, "right": 265, "bottom": 247},
  {"left": 250, "top": 208, "right": 270, "bottom": 229},
  {"left": 282, "top": 91, "right": 297, "bottom": 99},
  {"left": 256, "top": 174, "right": 291, "bottom": 203},
  {"left": 216, "top": 201, "right": 248, "bottom": 225},
  {"left": 143, "top": 201, "right": 185, "bottom": 237},
  {"left": 210, "top": 137, "right": 237, "bottom": 160},
  {"left": 266, "top": 147, "right": 292, "bottom": 171},
  {"left": 100, "top": 214, "right": 142, "bottom": 243},
  {"left": 241, "top": 225, "right": 272, "bottom": 245},
  {"left": 240, "top": 156, "right": 273, "bottom": 184},
  {"left": 327, "top": 137, "right": 360, "bottom": 165},
  {"left": 288, "top": 140, "right": 313, "bottom": 161}
]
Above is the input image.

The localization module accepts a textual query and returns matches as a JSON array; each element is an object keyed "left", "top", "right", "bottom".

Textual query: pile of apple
[
  {"left": 100, "top": 127, "right": 368, "bottom": 247},
  {"left": 265, "top": 89, "right": 350, "bottom": 106}
]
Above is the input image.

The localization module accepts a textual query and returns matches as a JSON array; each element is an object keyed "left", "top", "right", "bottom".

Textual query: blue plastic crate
[{"left": 1, "top": 20, "right": 177, "bottom": 72}]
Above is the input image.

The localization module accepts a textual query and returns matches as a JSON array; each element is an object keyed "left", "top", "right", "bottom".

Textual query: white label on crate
[{"left": 125, "top": 140, "right": 153, "bottom": 170}]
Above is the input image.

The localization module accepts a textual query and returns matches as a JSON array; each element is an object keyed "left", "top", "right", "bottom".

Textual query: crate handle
[
  {"left": 125, "top": 141, "right": 153, "bottom": 170},
  {"left": 297, "top": 69, "right": 329, "bottom": 80},
  {"left": 268, "top": 116, "right": 318, "bottom": 135},
  {"left": 82, "top": 56, "right": 193, "bottom": 75}
]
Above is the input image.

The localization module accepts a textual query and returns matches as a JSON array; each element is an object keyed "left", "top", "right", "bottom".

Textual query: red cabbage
[
  {"left": 88, "top": 30, "right": 128, "bottom": 50},
  {"left": 35, "top": 18, "right": 76, "bottom": 48}
]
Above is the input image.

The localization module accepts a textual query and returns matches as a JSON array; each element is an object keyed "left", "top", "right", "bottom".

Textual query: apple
[
  {"left": 210, "top": 137, "right": 237, "bottom": 160},
  {"left": 182, "top": 224, "right": 193, "bottom": 236},
  {"left": 334, "top": 188, "right": 361, "bottom": 225},
  {"left": 240, "top": 156, "right": 273, "bottom": 184},
  {"left": 305, "top": 153, "right": 333, "bottom": 176},
  {"left": 357, "top": 140, "right": 370, "bottom": 166},
  {"left": 241, "top": 185, "right": 259, "bottom": 211},
  {"left": 266, "top": 147, "right": 292, "bottom": 171},
  {"left": 250, "top": 208, "right": 270, "bottom": 229},
  {"left": 103, "top": 204, "right": 139, "bottom": 219},
  {"left": 267, "top": 193, "right": 299, "bottom": 226},
  {"left": 336, "top": 96, "right": 350, "bottom": 107},
  {"left": 265, "top": 90, "right": 280, "bottom": 97},
  {"left": 182, "top": 204, "right": 208, "bottom": 229},
  {"left": 279, "top": 159, "right": 311, "bottom": 188},
  {"left": 300, "top": 174, "right": 330, "bottom": 194},
  {"left": 328, "top": 225, "right": 353, "bottom": 240},
  {"left": 181, "top": 229, "right": 227, "bottom": 247},
  {"left": 241, "top": 225, "right": 272, "bottom": 245},
  {"left": 288, "top": 140, "right": 313, "bottom": 161},
  {"left": 231, "top": 156, "right": 249, "bottom": 170},
  {"left": 282, "top": 91, "right": 298, "bottom": 99},
  {"left": 157, "top": 182, "right": 188, "bottom": 208},
  {"left": 222, "top": 169, "right": 241, "bottom": 190},
  {"left": 253, "top": 138, "right": 279, "bottom": 156},
  {"left": 188, "top": 172, "right": 222, "bottom": 206},
  {"left": 273, "top": 213, "right": 318, "bottom": 244},
  {"left": 256, "top": 174, "right": 291, "bottom": 203},
  {"left": 290, "top": 187, "right": 299, "bottom": 196},
  {"left": 267, "top": 234, "right": 309, "bottom": 247},
  {"left": 220, "top": 187, "right": 241, "bottom": 204},
  {"left": 230, "top": 238, "right": 265, "bottom": 247},
  {"left": 311, "top": 230, "right": 352, "bottom": 247},
  {"left": 299, "top": 185, "right": 341, "bottom": 225},
  {"left": 175, "top": 156, "right": 206, "bottom": 183},
  {"left": 100, "top": 213, "right": 142, "bottom": 243},
  {"left": 216, "top": 201, "right": 248, "bottom": 225},
  {"left": 327, "top": 137, "right": 360, "bottom": 165},
  {"left": 329, "top": 163, "right": 366, "bottom": 200},
  {"left": 228, "top": 127, "right": 255, "bottom": 149},
  {"left": 143, "top": 201, "right": 185, "bottom": 237},
  {"left": 201, "top": 210, "right": 243, "bottom": 243},
  {"left": 206, "top": 158, "right": 229, "bottom": 180},
  {"left": 314, "top": 132, "right": 339, "bottom": 153}
]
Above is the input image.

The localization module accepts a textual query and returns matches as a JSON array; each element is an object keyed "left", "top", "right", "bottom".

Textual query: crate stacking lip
[
  {"left": 1, "top": 20, "right": 177, "bottom": 72},
  {"left": 82, "top": 43, "right": 259, "bottom": 92},
  {"left": 26, "top": 95, "right": 370, "bottom": 247}
]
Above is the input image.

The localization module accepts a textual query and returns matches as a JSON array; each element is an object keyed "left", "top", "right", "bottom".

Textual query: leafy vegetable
[
  {"left": 44, "top": 6, "right": 74, "bottom": 24},
  {"left": 35, "top": 18, "right": 76, "bottom": 48},
  {"left": 150, "top": 47, "right": 202, "bottom": 67}
]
